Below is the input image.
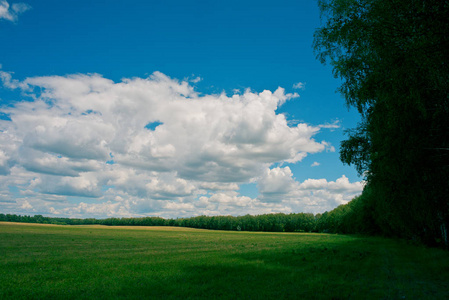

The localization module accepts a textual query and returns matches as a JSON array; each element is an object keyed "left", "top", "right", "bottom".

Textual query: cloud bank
[{"left": 0, "top": 71, "right": 363, "bottom": 218}]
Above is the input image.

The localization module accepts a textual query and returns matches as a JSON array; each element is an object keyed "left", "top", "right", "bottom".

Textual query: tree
[{"left": 314, "top": 0, "right": 449, "bottom": 246}]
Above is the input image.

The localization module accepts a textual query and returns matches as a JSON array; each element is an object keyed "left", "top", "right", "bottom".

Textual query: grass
[{"left": 1, "top": 222, "right": 449, "bottom": 299}]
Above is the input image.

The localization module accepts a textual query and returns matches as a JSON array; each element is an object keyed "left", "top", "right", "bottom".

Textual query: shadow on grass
[
  {"left": 105, "top": 245, "right": 365, "bottom": 299},
  {"left": 167, "top": 241, "right": 448, "bottom": 299},
  {"left": 171, "top": 248, "right": 376, "bottom": 299}
]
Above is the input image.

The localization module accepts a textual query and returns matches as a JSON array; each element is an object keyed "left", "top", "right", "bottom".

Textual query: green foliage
[
  {"left": 315, "top": 194, "right": 379, "bottom": 235},
  {"left": 0, "top": 212, "right": 318, "bottom": 233},
  {"left": 314, "top": 0, "right": 449, "bottom": 247}
]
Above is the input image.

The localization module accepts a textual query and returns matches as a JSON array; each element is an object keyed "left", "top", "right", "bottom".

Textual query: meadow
[{"left": 1, "top": 222, "right": 449, "bottom": 299}]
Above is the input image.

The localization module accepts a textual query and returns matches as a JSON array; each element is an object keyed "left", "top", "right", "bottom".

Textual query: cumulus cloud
[
  {"left": 258, "top": 166, "right": 363, "bottom": 212},
  {"left": 0, "top": 70, "right": 362, "bottom": 218},
  {"left": 258, "top": 167, "right": 297, "bottom": 196},
  {"left": 299, "top": 175, "right": 363, "bottom": 194},
  {"left": 35, "top": 173, "right": 103, "bottom": 198},
  {"left": 0, "top": 0, "right": 30, "bottom": 22},
  {"left": 3, "top": 72, "right": 320, "bottom": 178}
]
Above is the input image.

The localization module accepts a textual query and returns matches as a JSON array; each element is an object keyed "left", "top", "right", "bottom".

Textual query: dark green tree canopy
[
  {"left": 315, "top": 0, "right": 449, "bottom": 114},
  {"left": 314, "top": 0, "right": 449, "bottom": 247}
]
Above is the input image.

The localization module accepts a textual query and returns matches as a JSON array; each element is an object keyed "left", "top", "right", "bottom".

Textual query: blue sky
[{"left": 0, "top": 0, "right": 362, "bottom": 219}]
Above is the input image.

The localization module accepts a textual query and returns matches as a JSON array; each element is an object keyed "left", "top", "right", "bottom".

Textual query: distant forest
[{"left": 1, "top": 194, "right": 374, "bottom": 234}]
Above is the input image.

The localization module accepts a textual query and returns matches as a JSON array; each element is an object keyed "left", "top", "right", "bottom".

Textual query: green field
[{"left": 1, "top": 222, "right": 449, "bottom": 299}]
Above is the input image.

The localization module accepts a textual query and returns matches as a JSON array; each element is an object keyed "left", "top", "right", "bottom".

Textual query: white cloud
[
  {"left": 0, "top": 0, "right": 30, "bottom": 22},
  {"left": 299, "top": 175, "right": 364, "bottom": 194},
  {"left": 318, "top": 120, "right": 340, "bottom": 130},
  {"left": 0, "top": 123, "right": 19, "bottom": 175},
  {"left": 190, "top": 76, "right": 202, "bottom": 83},
  {"left": 293, "top": 82, "right": 306, "bottom": 90},
  {"left": 7, "top": 72, "right": 316, "bottom": 180},
  {"left": 258, "top": 167, "right": 296, "bottom": 196},
  {"left": 257, "top": 166, "right": 363, "bottom": 212},
  {"left": 0, "top": 70, "right": 360, "bottom": 218},
  {"left": 19, "top": 148, "right": 100, "bottom": 177},
  {"left": 311, "top": 162, "right": 320, "bottom": 167},
  {"left": 33, "top": 173, "right": 103, "bottom": 198},
  {"left": 294, "top": 175, "right": 364, "bottom": 211},
  {"left": 20, "top": 200, "right": 32, "bottom": 210},
  {"left": 0, "top": 70, "right": 28, "bottom": 89}
]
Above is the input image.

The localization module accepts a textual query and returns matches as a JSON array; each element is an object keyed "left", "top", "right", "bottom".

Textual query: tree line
[{"left": 1, "top": 204, "right": 362, "bottom": 234}]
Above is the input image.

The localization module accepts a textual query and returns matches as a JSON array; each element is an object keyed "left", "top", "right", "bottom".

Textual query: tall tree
[{"left": 314, "top": 0, "right": 449, "bottom": 246}]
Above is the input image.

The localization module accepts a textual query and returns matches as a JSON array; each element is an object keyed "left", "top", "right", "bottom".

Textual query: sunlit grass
[{"left": 1, "top": 222, "right": 448, "bottom": 299}]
